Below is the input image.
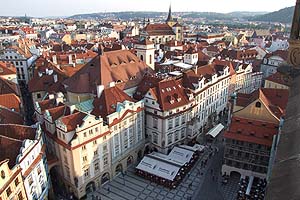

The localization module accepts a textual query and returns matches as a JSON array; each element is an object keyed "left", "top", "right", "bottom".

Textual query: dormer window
[
  {"left": 255, "top": 102, "right": 261, "bottom": 108},
  {"left": 1, "top": 170, "right": 5, "bottom": 179}
]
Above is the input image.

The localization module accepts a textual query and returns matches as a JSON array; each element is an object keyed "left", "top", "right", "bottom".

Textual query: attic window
[
  {"left": 1, "top": 170, "right": 5, "bottom": 179},
  {"left": 255, "top": 102, "right": 261, "bottom": 108},
  {"left": 129, "top": 76, "right": 136, "bottom": 80}
]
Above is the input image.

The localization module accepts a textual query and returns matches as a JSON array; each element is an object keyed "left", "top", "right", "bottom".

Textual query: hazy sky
[{"left": 0, "top": 0, "right": 296, "bottom": 17}]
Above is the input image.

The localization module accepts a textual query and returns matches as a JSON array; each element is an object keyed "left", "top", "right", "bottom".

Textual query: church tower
[
  {"left": 166, "top": 4, "right": 177, "bottom": 27},
  {"left": 134, "top": 39, "right": 155, "bottom": 70},
  {"left": 288, "top": 0, "right": 300, "bottom": 68}
]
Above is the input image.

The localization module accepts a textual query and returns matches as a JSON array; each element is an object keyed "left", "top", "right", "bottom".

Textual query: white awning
[
  {"left": 246, "top": 176, "right": 254, "bottom": 195},
  {"left": 148, "top": 146, "right": 194, "bottom": 167},
  {"left": 136, "top": 156, "right": 180, "bottom": 181},
  {"left": 207, "top": 123, "right": 224, "bottom": 138},
  {"left": 179, "top": 144, "right": 206, "bottom": 152},
  {"left": 168, "top": 146, "right": 194, "bottom": 165}
]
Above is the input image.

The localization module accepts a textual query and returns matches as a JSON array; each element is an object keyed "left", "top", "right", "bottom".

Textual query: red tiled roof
[
  {"left": 60, "top": 112, "right": 87, "bottom": 132},
  {"left": 0, "top": 61, "right": 16, "bottom": 76},
  {"left": 0, "top": 107, "right": 24, "bottom": 125},
  {"left": 0, "top": 125, "right": 36, "bottom": 168},
  {"left": 92, "top": 86, "right": 134, "bottom": 119},
  {"left": 0, "top": 94, "right": 21, "bottom": 112},
  {"left": 224, "top": 117, "right": 278, "bottom": 147},
  {"left": 0, "top": 77, "right": 20, "bottom": 96},
  {"left": 236, "top": 88, "right": 289, "bottom": 119},
  {"left": 144, "top": 23, "right": 175, "bottom": 36},
  {"left": 64, "top": 50, "right": 152, "bottom": 93},
  {"left": 220, "top": 48, "right": 258, "bottom": 60},
  {"left": 133, "top": 75, "right": 162, "bottom": 100},
  {"left": 154, "top": 79, "right": 191, "bottom": 111},
  {"left": 37, "top": 98, "right": 64, "bottom": 113},
  {"left": 264, "top": 50, "right": 288, "bottom": 60},
  {"left": 46, "top": 105, "right": 71, "bottom": 121},
  {"left": 266, "top": 72, "right": 292, "bottom": 87}
]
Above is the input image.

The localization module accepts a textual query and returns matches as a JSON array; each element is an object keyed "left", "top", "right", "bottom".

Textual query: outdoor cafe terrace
[{"left": 135, "top": 144, "right": 205, "bottom": 188}]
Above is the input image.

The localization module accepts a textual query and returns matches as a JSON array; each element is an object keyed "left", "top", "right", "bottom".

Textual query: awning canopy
[
  {"left": 246, "top": 176, "right": 254, "bottom": 195},
  {"left": 179, "top": 144, "right": 206, "bottom": 152},
  {"left": 207, "top": 123, "right": 224, "bottom": 138},
  {"left": 148, "top": 146, "right": 195, "bottom": 167},
  {"left": 136, "top": 156, "right": 180, "bottom": 181}
]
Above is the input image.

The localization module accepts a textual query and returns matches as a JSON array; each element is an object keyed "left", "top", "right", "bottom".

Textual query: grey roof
[{"left": 265, "top": 72, "right": 300, "bottom": 200}]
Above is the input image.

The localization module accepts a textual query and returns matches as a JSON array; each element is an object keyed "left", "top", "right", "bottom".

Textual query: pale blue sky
[{"left": 0, "top": 0, "right": 296, "bottom": 17}]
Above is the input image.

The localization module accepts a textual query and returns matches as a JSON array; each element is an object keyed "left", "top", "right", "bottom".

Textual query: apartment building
[
  {"left": 35, "top": 84, "right": 145, "bottom": 199},
  {"left": 222, "top": 88, "right": 289, "bottom": 178},
  {"left": 0, "top": 124, "right": 50, "bottom": 200}
]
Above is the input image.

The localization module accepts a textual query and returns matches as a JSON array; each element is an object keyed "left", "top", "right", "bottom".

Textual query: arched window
[
  {"left": 140, "top": 55, "right": 144, "bottom": 61},
  {"left": 255, "top": 102, "right": 261, "bottom": 108},
  {"left": 149, "top": 55, "right": 152, "bottom": 64}
]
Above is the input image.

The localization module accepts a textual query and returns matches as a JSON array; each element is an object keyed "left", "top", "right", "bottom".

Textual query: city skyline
[{"left": 0, "top": 0, "right": 296, "bottom": 17}]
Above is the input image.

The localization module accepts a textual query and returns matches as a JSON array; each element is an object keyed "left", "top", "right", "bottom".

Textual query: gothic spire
[
  {"left": 166, "top": 3, "right": 172, "bottom": 22},
  {"left": 290, "top": 0, "right": 300, "bottom": 39}
]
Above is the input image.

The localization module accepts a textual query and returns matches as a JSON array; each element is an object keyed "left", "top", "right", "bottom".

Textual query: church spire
[
  {"left": 290, "top": 0, "right": 300, "bottom": 39},
  {"left": 166, "top": 3, "right": 172, "bottom": 22}
]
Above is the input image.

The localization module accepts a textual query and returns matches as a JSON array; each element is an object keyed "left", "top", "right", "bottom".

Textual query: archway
[
  {"left": 49, "top": 165, "right": 66, "bottom": 197},
  {"left": 85, "top": 181, "right": 96, "bottom": 194},
  {"left": 115, "top": 163, "right": 123, "bottom": 175},
  {"left": 137, "top": 150, "right": 143, "bottom": 160},
  {"left": 127, "top": 156, "right": 134, "bottom": 167},
  {"left": 230, "top": 171, "right": 241, "bottom": 179},
  {"left": 101, "top": 173, "right": 110, "bottom": 185},
  {"left": 144, "top": 145, "right": 151, "bottom": 155}
]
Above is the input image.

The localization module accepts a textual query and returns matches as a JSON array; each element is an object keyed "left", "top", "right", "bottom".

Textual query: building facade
[{"left": 222, "top": 89, "right": 289, "bottom": 178}]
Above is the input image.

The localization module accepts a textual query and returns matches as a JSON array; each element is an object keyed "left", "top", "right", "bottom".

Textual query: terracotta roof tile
[
  {"left": 60, "top": 112, "right": 87, "bottom": 132},
  {"left": 0, "top": 77, "right": 20, "bottom": 96},
  {"left": 266, "top": 72, "right": 292, "bottom": 87},
  {"left": 155, "top": 79, "right": 191, "bottom": 111},
  {"left": 224, "top": 117, "right": 278, "bottom": 147},
  {"left": 0, "top": 107, "right": 24, "bottom": 125},
  {"left": 236, "top": 88, "right": 289, "bottom": 119},
  {"left": 0, "top": 94, "right": 21, "bottom": 112},
  {"left": 0, "top": 125, "right": 36, "bottom": 168},
  {"left": 0, "top": 61, "right": 16, "bottom": 76},
  {"left": 64, "top": 50, "right": 152, "bottom": 93},
  {"left": 144, "top": 23, "right": 175, "bottom": 36},
  {"left": 92, "top": 86, "right": 134, "bottom": 119}
]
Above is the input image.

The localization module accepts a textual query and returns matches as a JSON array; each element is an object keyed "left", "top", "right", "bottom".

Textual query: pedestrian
[{"left": 107, "top": 187, "right": 110, "bottom": 193}]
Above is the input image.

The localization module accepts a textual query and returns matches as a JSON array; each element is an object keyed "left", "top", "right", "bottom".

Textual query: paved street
[
  {"left": 195, "top": 143, "right": 224, "bottom": 200},
  {"left": 88, "top": 146, "right": 219, "bottom": 200}
]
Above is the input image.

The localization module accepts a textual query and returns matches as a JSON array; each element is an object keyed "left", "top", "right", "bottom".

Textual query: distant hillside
[
  {"left": 70, "top": 12, "right": 165, "bottom": 20},
  {"left": 69, "top": 11, "right": 267, "bottom": 21},
  {"left": 249, "top": 6, "right": 295, "bottom": 23}
]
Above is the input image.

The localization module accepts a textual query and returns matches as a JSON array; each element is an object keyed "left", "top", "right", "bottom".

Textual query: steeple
[
  {"left": 166, "top": 3, "right": 172, "bottom": 22},
  {"left": 290, "top": 0, "right": 300, "bottom": 40},
  {"left": 287, "top": 0, "right": 300, "bottom": 68}
]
